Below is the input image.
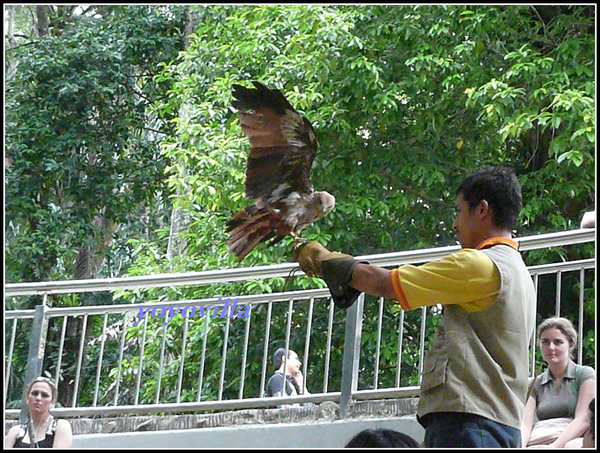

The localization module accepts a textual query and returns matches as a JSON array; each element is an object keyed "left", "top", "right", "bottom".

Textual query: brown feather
[
  {"left": 228, "top": 81, "right": 334, "bottom": 260},
  {"left": 226, "top": 208, "right": 288, "bottom": 260}
]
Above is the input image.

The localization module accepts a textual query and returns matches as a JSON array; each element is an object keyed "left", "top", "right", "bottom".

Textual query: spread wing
[{"left": 232, "top": 81, "right": 318, "bottom": 201}]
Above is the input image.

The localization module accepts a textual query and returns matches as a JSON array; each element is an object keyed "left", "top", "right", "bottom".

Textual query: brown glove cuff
[{"left": 321, "top": 257, "right": 369, "bottom": 309}]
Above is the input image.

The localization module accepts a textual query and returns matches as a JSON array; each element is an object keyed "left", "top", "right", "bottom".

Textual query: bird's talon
[{"left": 292, "top": 236, "right": 309, "bottom": 250}]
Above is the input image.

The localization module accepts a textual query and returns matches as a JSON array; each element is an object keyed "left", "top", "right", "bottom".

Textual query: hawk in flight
[{"left": 227, "top": 81, "right": 335, "bottom": 260}]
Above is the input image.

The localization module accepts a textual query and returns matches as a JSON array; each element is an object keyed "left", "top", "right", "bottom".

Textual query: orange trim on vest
[
  {"left": 391, "top": 269, "right": 412, "bottom": 311},
  {"left": 476, "top": 237, "right": 519, "bottom": 251}
]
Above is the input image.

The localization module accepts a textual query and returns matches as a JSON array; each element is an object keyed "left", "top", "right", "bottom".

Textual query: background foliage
[{"left": 5, "top": 5, "right": 595, "bottom": 407}]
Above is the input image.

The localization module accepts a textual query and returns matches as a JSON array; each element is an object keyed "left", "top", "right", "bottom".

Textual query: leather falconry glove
[{"left": 294, "top": 241, "right": 368, "bottom": 309}]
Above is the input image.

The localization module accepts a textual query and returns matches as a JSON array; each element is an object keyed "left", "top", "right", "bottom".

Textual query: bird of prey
[{"left": 227, "top": 81, "right": 335, "bottom": 261}]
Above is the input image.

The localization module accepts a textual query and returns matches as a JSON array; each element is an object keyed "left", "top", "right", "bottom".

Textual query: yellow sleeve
[{"left": 391, "top": 249, "right": 500, "bottom": 312}]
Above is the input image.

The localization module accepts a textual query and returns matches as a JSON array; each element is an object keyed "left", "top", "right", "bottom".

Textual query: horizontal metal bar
[
  {"left": 352, "top": 386, "right": 422, "bottom": 400},
  {"left": 517, "top": 228, "right": 595, "bottom": 251},
  {"left": 4, "top": 289, "right": 332, "bottom": 318},
  {"left": 2, "top": 310, "right": 35, "bottom": 319},
  {"left": 4, "top": 264, "right": 300, "bottom": 297},
  {"left": 5, "top": 229, "right": 594, "bottom": 297},
  {"left": 4, "top": 392, "right": 342, "bottom": 418},
  {"left": 361, "top": 228, "right": 595, "bottom": 267},
  {"left": 5, "top": 257, "right": 593, "bottom": 319},
  {"left": 528, "top": 258, "right": 595, "bottom": 275}
]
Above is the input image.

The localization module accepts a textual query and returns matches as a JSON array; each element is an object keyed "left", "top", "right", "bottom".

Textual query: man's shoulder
[{"left": 448, "top": 248, "right": 496, "bottom": 272}]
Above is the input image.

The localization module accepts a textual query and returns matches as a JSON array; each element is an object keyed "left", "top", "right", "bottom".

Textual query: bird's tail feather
[{"left": 227, "top": 207, "right": 280, "bottom": 260}]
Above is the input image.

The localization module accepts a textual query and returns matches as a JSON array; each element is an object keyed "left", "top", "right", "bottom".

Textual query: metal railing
[{"left": 4, "top": 229, "right": 595, "bottom": 420}]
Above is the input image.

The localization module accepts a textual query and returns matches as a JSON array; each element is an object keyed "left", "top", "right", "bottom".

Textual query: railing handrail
[
  {"left": 4, "top": 386, "right": 426, "bottom": 418},
  {"left": 4, "top": 288, "right": 332, "bottom": 318},
  {"left": 4, "top": 229, "right": 595, "bottom": 297},
  {"left": 527, "top": 258, "right": 595, "bottom": 274},
  {"left": 4, "top": 392, "right": 343, "bottom": 418},
  {"left": 5, "top": 258, "right": 594, "bottom": 319}
]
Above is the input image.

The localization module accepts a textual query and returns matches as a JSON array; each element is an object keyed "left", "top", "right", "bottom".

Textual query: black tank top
[{"left": 13, "top": 418, "right": 58, "bottom": 448}]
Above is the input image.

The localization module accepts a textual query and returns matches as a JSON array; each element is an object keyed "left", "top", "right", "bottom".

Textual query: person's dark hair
[
  {"left": 345, "top": 428, "right": 421, "bottom": 448},
  {"left": 589, "top": 398, "right": 595, "bottom": 440},
  {"left": 456, "top": 166, "right": 522, "bottom": 231},
  {"left": 273, "top": 347, "right": 295, "bottom": 370}
]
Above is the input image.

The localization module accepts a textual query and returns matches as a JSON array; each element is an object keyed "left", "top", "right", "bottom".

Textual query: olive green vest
[{"left": 417, "top": 244, "right": 536, "bottom": 429}]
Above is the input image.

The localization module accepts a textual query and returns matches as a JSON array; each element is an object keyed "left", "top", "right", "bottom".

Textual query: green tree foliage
[
  {"left": 5, "top": 5, "right": 594, "bottom": 407},
  {"left": 120, "top": 5, "right": 594, "bottom": 403},
  {"left": 152, "top": 5, "right": 594, "bottom": 269},
  {"left": 5, "top": 4, "right": 188, "bottom": 406},
  {"left": 5, "top": 5, "right": 187, "bottom": 285}
]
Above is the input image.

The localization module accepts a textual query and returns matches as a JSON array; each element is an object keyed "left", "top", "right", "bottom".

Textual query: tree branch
[
  {"left": 4, "top": 40, "right": 38, "bottom": 53},
  {"left": 530, "top": 6, "right": 557, "bottom": 46},
  {"left": 123, "top": 82, "right": 155, "bottom": 105},
  {"left": 530, "top": 6, "right": 548, "bottom": 36},
  {"left": 142, "top": 126, "right": 168, "bottom": 136}
]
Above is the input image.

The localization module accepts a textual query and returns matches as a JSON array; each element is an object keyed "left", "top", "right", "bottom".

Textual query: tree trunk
[
  {"left": 35, "top": 5, "right": 50, "bottom": 37},
  {"left": 166, "top": 8, "right": 199, "bottom": 264},
  {"left": 5, "top": 6, "right": 19, "bottom": 81},
  {"left": 55, "top": 213, "right": 117, "bottom": 407},
  {"left": 6, "top": 5, "right": 17, "bottom": 44}
]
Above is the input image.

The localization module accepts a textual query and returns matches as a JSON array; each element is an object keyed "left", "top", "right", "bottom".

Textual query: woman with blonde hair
[
  {"left": 521, "top": 317, "right": 595, "bottom": 448},
  {"left": 4, "top": 376, "right": 73, "bottom": 448}
]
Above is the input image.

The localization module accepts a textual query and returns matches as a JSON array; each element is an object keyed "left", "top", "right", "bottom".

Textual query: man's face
[
  {"left": 453, "top": 194, "right": 481, "bottom": 249},
  {"left": 285, "top": 351, "right": 302, "bottom": 376}
]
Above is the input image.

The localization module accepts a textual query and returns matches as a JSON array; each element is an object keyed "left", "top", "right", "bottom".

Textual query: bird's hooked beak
[{"left": 320, "top": 192, "right": 336, "bottom": 215}]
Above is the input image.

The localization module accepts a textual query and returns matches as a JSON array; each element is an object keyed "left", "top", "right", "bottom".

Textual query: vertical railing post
[
  {"left": 340, "top": 293, "right": 364, "bottom": 418},
  {"left": 577, "top": 267, "right": 585, "bottom": 365},
  {"left": 20, "top": 294, "right": 50, "bottom": 422}
]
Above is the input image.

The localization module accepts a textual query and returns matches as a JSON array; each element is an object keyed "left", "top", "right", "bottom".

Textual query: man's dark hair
[
  {"left": 345, "top": 428, "right": 421, "bottom": 448},
  {"left": 456, "top": 166, "right": 522, "bottom": 231},
  {"left": 273, "top": 347, "right": 295, "bottom": 370}
]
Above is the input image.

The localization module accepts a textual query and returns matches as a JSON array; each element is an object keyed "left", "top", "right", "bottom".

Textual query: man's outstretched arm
[{"left": 350, "top": 264, "right": 396, "bottom": 300}]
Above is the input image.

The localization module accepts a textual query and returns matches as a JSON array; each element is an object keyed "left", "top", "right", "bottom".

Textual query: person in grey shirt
[{"left": 266, "top": 348, "right": 309, "bottom": 397}]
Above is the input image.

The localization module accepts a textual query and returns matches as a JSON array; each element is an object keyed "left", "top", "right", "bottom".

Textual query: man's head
[
  {"left": 273, "top": 348, "right": 301, "bottom": 375},
  {"left": 345, "top": 428, "right": 422, "bottom": 448},
  {"left": 453, "top": 166, "right": 522, "bottom": 248}
]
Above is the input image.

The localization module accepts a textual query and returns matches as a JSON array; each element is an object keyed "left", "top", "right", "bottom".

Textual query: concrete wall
[
  {"left": 73, "top": 415, "right": 424, "bottom": 448},
  {"left": 6, "top": 398, "right": 423, "bottom": 448}
]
